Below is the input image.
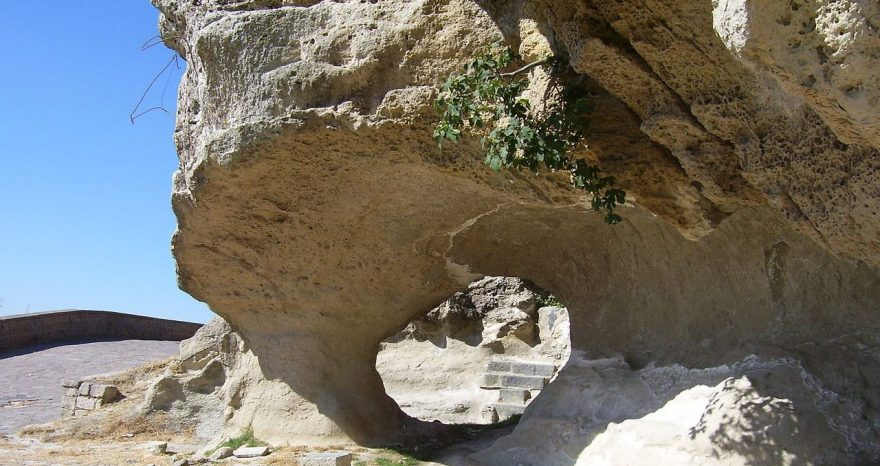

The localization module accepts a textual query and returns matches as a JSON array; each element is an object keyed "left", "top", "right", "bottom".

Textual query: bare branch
[
  {"left": 499, "top": 58, "right": 552, "bottom": 78},
  {"left": 140, "top": 34, "right": 178, "bottom": 51},
  {"left": 130, "top": 54, "right": 180, "bottom": 124}
]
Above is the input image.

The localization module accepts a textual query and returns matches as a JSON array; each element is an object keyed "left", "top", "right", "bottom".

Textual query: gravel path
[{"left": 0, "top": 339, "right": 180, "bottom": 434}]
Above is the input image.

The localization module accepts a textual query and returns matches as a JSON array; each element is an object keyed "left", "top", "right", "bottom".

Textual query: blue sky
[{"left": 0, "top": 2, "right": 213, "bottom": 323}]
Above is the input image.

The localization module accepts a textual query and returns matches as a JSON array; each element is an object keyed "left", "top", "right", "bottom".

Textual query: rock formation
[
  {"left": 147, "top": 278, "right": 569, "bottom": 431},
  {"left": 150, "top": 0, "right": 880, "bottom": 462},
  {"left": 377, "top": 276, "right": 571, "bottom": 424}
]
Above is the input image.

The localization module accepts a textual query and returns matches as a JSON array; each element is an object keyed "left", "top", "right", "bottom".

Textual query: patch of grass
[
  {"left": 216, "top": 425, "right": 266, "bottom": 451},
  {"left": 354, "top": 449, "right": 420, "bottom": 466},
  {"left": 375, "top": 457, "right": 419, "bottom": 466}
]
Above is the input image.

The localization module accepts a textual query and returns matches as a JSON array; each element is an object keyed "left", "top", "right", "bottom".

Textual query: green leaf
[{"left": 432, "top": 45, "right": 626, "bottom": 225}]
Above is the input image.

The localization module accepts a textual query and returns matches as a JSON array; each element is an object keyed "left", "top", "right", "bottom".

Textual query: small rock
[
  {"left": 89, "top": 384, "right": 119, "bottom": 402},
  {"left": 300, "top": 451, "right": 352, "bottom": 466},
  {"left": 142, "top": 441, "right": 167, "bottom": 455},
  {"left": 74, "top": 397, "right": 97, "bottom": 410},
  {"left": 172, "top": 460, "right": 189, "bottom": 466},
  {"left": 209, "top": 447, "right": 233, "bottom": 461},
  {"left": 121, "top": 433, "right": 135, "bottom": 438},
  {"left": 233, "top": 446, "right": 270, "bottom": 458}
]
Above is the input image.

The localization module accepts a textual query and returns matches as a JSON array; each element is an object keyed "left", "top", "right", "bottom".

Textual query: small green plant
[
  {"left": 354, "top": 454, "right": 419, "bottom": 466},
  {"left": 535, "top": 293, "right": 564, "bottom": 308},
  {"left": 375, "top": 457, "right": 419, "bottom": 466},
  {"left": 216, "top": 425, "right": 266, "bottom": 451},
  {"left": 433, "top": 44, "right": 626, "bottom": 224}
]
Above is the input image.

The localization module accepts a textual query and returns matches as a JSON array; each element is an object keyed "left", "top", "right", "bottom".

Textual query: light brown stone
[{"left": 147, "top": 0, "right": 880, "bottom": 462}]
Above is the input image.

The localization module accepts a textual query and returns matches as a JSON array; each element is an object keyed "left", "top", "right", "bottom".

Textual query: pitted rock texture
[
  {"left": 154, "top": 0, "right": 880, "bottom": 462},
  {"left": 539, "top": 0, "right": 880, "bottom": 261},
  {"left": 713, "top": 0, "right": 880, "bottom": 148}
]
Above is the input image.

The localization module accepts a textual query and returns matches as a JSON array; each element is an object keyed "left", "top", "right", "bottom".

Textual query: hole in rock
[{"left": 377, "top": 276, "right": 571, "bottom": 428}]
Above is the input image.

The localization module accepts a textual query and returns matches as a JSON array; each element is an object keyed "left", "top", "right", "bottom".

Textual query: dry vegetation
[{"left": 3, "top": 356, "right": 441, "bottom": 465}]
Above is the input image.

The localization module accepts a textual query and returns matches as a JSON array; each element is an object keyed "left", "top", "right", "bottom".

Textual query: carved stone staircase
[{"left": 480, "top": 358, "right": 557, "bottom": 422}]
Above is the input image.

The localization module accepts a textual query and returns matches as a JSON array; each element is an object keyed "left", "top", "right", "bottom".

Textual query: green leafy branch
[{"left": 433, "top": 44, "right": 626, "bottom": 224}]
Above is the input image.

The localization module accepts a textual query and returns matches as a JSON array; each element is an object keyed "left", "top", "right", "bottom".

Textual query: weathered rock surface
[
  {"left": 208, "top": 446, "right": 232, "bottom": 461},
  {"left": 142, "top": 318, "right": 238, "bottom": 441},
  {"left": 152, "top": 0, "right": 880, "bottom": 462},
  {"left": 458, "top": 352, "right": 866, "bottom": 465}
]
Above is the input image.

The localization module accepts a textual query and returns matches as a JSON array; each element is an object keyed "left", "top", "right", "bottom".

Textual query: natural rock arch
[{"left": 149, "top": 0, "right": 880, "bottom": 462}]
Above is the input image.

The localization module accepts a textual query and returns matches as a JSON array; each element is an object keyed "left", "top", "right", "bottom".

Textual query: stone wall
[
  {"left": 0, "top": 310, "right": 202, "bottom": 352},
  {"left": 61, "top": 381, "right": 119, "bottom": 417}
]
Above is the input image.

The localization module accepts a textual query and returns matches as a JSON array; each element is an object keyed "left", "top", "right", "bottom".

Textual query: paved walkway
[{"left": 0, "top": 339, "right": 180, "bottom": 434}]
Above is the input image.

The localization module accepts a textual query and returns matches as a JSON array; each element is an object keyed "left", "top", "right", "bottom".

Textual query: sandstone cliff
[{"left": 150, "top": 0, "right": 880, "bottom": 463}]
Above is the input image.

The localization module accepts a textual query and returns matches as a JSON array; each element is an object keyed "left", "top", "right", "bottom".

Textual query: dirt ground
[{"left": 0, "top": 343, "right": 461, "bottom": 465}]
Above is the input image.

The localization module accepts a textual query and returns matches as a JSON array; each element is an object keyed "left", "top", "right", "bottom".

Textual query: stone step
[
  {"left": 481, "top": 373, "right": 547, "bottom": 390},
  {"left": 486, "top": 360, "right": 556, "bottom": 377},
  {"left": 493, "top": 403, "right": 526, "bottom": 422},
  {"left": 498, "top": 388, "right": 531, "bottom": 404},
  {"left": 511, "top": 361, "right": 556, "bottom": 377}
]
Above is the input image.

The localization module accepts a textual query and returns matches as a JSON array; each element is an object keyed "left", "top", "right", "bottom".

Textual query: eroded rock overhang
[{"left": 151, "top": 0, "right": 880, "bottom": 456}]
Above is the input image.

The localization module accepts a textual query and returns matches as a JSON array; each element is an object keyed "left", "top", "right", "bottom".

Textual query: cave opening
[{"left": 376, "top": 276, "right": 571, "bottom": 431}]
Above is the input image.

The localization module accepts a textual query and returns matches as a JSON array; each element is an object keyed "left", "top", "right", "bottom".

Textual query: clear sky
[{"left": 0, "top": 2, "right": 213, "bottom": 323}]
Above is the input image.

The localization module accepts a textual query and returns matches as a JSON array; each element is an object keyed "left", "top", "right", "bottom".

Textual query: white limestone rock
[
  {"left": 233, "top": 446, "right": 269, "bottom": 458},
  {"left": 300, "top": 451, "right": 352, "bottom": 466}
]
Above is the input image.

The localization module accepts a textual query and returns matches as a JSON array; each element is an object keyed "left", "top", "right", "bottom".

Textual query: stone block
[
  {"left": 481, "top": 374, "right": 502, "bottom": 388},
  {"left": 75, "top": 396, "right": 96, "bottom": 410},
  {"left": 481, "top": 374, "right": 547, "bottom": 390},
  {"left": 65, "top": 387, "right": 78, "bottom": 397},
  {"left": 486, "top": 360, "right": 512, "bottom": 373},
  {"left": 300, "top": 451, "right": 352, "bottom": 466},
  {"left": 89, "top": 384, "right": 119, "bottom": 402},
  {"left": 510, "top": 362, "right": 556, "bottom": 377},
  {"left": 498, "top": 389, "right": 530, "bottom": 404},
  {"left": 78, "top": 382, "right": 92, "bottom": 396},
  {"left": 494, "top": 403, "right": 526, "bottom": 422},
  {"left": 61, "top": 396, "right": 75, "bottom": 416},
  {"left": 233, "top": 446, "right": 269, "bottom": 458},
  {"left": 62, "top": 380, "right": 81, "bottom": 389}
]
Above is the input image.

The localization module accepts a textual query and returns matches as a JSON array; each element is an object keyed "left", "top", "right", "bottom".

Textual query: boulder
[{"left": 208, "top": 446, "right": 233, "bottom": 461}]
